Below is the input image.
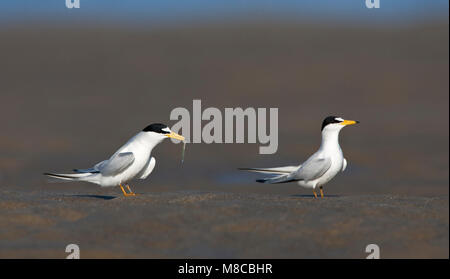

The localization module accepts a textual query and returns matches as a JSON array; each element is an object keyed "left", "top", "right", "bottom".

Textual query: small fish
[{"left": 181, "top": 141, "right": 186, "bottom": 163}]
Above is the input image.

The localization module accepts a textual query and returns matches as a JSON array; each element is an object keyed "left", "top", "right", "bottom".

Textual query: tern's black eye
[
  {"left": 321, "top": 116, "right": 342, "bottom": 131},
  {"left": 143, "top": 123, "right": 170, "bottom": 134}
]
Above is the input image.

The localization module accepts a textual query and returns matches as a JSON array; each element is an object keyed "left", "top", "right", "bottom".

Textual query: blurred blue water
[{"left": 0, "top": 0, "right": 448, "bottom": 25}]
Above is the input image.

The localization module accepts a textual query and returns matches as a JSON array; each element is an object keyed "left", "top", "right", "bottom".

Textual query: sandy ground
[
  {"left": 0, "top": 21, "right": 448, "bottom": 258},
  {"left": 0, "top": 189, "right": 447, "bottom": 258}
]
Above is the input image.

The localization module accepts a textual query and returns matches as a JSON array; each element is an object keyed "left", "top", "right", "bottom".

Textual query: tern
[
  {"left": 44, "top": 123, "right": 185, "bottom": 197},
  {"left": 240, "top": 116, "right": 359, "bottom": 198}
]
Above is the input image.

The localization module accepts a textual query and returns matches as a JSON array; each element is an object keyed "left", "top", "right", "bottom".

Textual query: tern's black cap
[
  {"left": 142, "top": 123, "right": 170, "bottom": 134},
  {"left": 321, "top": 116, "right": 341, "bottom": 131}
]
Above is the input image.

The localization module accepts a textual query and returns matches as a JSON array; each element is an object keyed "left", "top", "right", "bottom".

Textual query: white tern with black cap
[
  {"left": 240, "top": 116, "right": 359, "bottom": 198},
  {"left": 44, "top": 124, "right": 185, "bottom": 197}
]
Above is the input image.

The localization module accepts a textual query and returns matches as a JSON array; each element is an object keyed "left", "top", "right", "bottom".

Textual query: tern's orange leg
[
  {"left": 320, "top": 186, "right": 324, "bottom": 198},
  {"left": 120, "top": 184, "right": 135, "bottom": 197},
  {"left": 126, "top": 184, "right": 137, "bottom": 196},
  {"left": 313, "top": 190, "right": 318, "bottom": 199},
  {"left": 119, "top": 184, "right": 128, "bottom": 196}
]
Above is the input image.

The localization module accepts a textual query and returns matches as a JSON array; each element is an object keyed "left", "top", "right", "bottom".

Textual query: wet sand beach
[
  {"left": 0, "top": 22, "right": 448, "bottom": 258},
  {"left": 0, "top": 189, "right": 448, "bottom": 258}
]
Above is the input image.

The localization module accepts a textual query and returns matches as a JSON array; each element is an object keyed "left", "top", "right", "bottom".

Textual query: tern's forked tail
[
  {"left": 43, "top": 172, "right": 96, "bottom": 182},
  {"left": 256, "top": 174, "right": 296, "bottom": 184},
  {"left": 239, "top": 166, "right": 299, "bottom": 184},
  {"left": 238, "top": 165, "right": 299, "bottom": 174}
]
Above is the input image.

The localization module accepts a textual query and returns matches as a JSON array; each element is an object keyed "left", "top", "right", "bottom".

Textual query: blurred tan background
[
  {"left": 0, "top": 1, "right": 448, "bottom": 259},
  {"left": 0, "top": 21, "right": 448, "bottom": 197}
]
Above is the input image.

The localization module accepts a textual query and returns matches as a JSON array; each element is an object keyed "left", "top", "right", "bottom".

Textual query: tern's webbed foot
[
  {"left": 126, "top": 185, "right": 138, "bottom": 196},
  {"left": 120, "top": 184, "right": 137, "bottom": 197},
  {"left": 313, "top": 188, "right": 325, "bottom": 199}
]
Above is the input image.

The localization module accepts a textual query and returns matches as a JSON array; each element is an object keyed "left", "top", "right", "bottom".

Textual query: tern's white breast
[
  {"left": 100, "top": 135, "right": 152, "bottom": 187},
  {"left": 317, "top": 144, "right": 344, "bottom": 187},
  {"left": 297, "top": 145, "right": 344, "bottom": 189}
]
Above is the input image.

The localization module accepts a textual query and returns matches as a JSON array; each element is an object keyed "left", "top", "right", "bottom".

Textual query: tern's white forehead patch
[
  {"left": 335, "top": 117, "right": 344, "bottom": 122},
  {"left": 162, "top": 127, "right": 171, "bottom": 133}
]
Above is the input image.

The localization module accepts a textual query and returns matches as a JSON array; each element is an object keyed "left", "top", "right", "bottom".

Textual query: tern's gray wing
[
  {"left": 256, "top": 173, "right": 297, "bottom": 184},
  {"left": 239, "top": 165, "right": 300, "bottom": 174},
  {"left": 294, "top": 156, "right": 331, "bottom": 182},
  {"left": 255, "top": 156, "right": 331, "bottom": 184},
  {"left": 73, "top": 160, "right": 108, "bottom": 173},
  {"left": 100, "top": 152, "right": 135, "bottom": 176}
]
